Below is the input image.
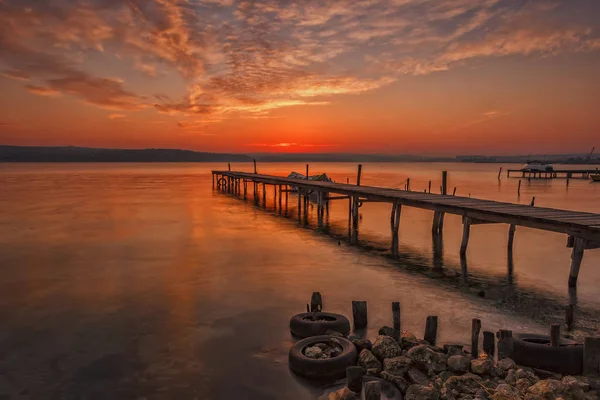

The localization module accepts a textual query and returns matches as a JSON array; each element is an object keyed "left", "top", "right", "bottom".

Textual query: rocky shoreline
[{"left": 320, "top": 329, "right": 597, "bottom": 400}]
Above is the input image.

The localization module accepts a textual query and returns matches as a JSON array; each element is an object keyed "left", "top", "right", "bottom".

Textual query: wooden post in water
[
  {"left": 530, "top": 197, "right": 535, "bottom": 206},
  {"left": 497, "top": 330, "right": 513, "bottom": 359},
  {"left": 243, "top": 180, "right": 247, "bottom": 199},
  {"left": 278, "top": 185, "right": 282, "bottom": 211},
  {"left": 498, "top": 167, "right": 502, "bottom": 180},
  {"left": 452, "top": 187, "right": 456, "bottom": 196},
  {"left": 228, "top": 162, "right": 231, "bottom": 171},
  {"left": 508, "top": 224, "right": 516, "bottom": 252},
  {"left": 306, "top": 164, "right": 309, "bottom": 180},
  {"left": 391, "top": 203, "right": 401, "bottom": 257},
  {"left": 550, "top": 324, "right": 560, "bottom": 347},
  {"left": 442, "top": 171, "right": 448, "bottom": 195},
  {"left": 428, "top": 180, "right": 432, "bottom": 193},
  {"left": 310, "top": 292, "right": 323, "bottom": 312},
  {"left": 406, "top": 178, "right": 410, "bottom": 191},
  {"left": 569, "top": 237, "right": 585, "bottom": 287},
  {"left": 483, "top": 331, "right": 495, "bottom": 358},
  {"left": 517, "top": 180, "right": 521, "bottom": 196},
  {"left": 424, "top": 316, "right": 438, "bottom": 345},
  {"left": 566, "top": 304, "right": 574, "bottom": 330},
  {"left": 351, "top": 196, "right": 359, "bottom": 244},
  {"left": 297, "top": 189, "right": 302, "bottom": 222},
  {"left": 346, "top": 366, "right": 364, "bottom": 394},
  {"left": 460, "top": 217, "right": 471, "bottom": 257},
  {"left": 471, "top": 318, "right": 481, "bottom": 358},
  {"left": 352, "top": 300, "right": 368, "bottom": 329},
  {"left": 392, "top": 302, "right": 401, "bottom": 340},
  {"left": 262, "top": 183, "right": 266, "bottom": 206},
  {"left": 357, "top": 164, "right": 363, "bottom": 186},
  {"left": 253, "top": 159, "right": 257, "bottom": 174}
]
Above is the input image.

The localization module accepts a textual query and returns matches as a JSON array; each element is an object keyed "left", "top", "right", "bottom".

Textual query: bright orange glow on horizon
[{"left": 1, "top": 1, "right": 599, "bottom": 155}]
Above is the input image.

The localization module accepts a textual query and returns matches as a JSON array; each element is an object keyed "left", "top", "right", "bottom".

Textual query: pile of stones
[{"left": 326, "top": 328, "right": 597, "bottom": 400}]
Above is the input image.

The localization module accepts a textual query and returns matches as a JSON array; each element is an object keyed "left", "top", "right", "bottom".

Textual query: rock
[
  {"left": 438, "top": 371, "right": 456, "bottom": 384},
  {"left": 448, "top": 355, "right": 471, "bottom": 373},
  {"left": 381, "top": 371, "right": 410, "bottom": 393},
  {"left": 407, "top": 345, "right": 448, "bottom": 374},
  {"left": 351, "top": 338, "right": 372, "bottom": 352},
  {"left": 315, "top": 343, "right": 329, "bottom": 351},
  {"left": 372, "top": 335, "right": 403, "bottom": 360},
  {"left": 379, "top": 326, "right": 399, "bottom": 338},
  {"left": 562, "top": 376, "right": 591, "bottom": 392},
  {"left": 305, "top": 346, "right": 323, "bottom": 359},
  {"left": 527, "top": 379, "right": 566, "bottom": 398},
  {"left": 505, "top": 369, "right": 518, "bottom": 386},
  {"left": 516, "top": 369, "right": 539, "bottom": 384},
  {"left": 491, "top": 384, "right": 521, "bottom": 400},
  {"left": 383, "top": 356, "right": 412, "bottom": 375},
  {"left": 497, "top": 359, "right": 516, "bottom": 371},
  {"left": 358, "top": 349, "right": 382, "bottom": 375},
  {"left": 444, "top": 344, "right": 466, "bottom": 356},
  {"left": 471, "top": 358, "right": 494, "bottom": 375},
  {"left": 405, "top": 384, "right": 440, "bottom": 400},
  {"left": 408, "top": 367, "right": 430, "bottom": 385},
  {"left": 402, "top": 331, "right": 417, "bottom": 341},
  {"left": 443, "top": 373, "right": 483, "bottom": 397},
  {"left": 585, "top": 392, "right": 599, "bottom": 400},
  {"left": 347, "top": 333, "right": 361, "bottom": 342},
  {"left": 516, "top": 378, "right": 533, "bottom": 393},
  {"left": 476, "top": 387, "right": 491, "bottom": 400},
  {"left": 327, "top": 387, "right": 360, "bottom": 400},
  {"left": 326, "top": 329, "right": 345, "bottom": 338}
]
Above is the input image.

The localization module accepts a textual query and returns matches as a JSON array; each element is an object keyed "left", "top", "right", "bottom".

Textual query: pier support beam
[
  {"left": 432, "top": 211, "right": 444, "bottom": 234},
  {"left": 460, "top": 217, "right": 471, "bottom": 257},
  {"left": 390, "top": 203, "right": 402, "bottom": 257},
  {"left": 351, "top": 196, "right": 359, "bottom": 244},
  {"left": 508, "top": 224, "right": 516, "bottom": 252},
  {"left": 569, "top": 237, "right": 585, "bottom": 287}
]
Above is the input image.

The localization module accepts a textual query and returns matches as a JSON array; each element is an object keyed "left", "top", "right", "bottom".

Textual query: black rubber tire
[
  {"left": 289, "top": 335, "right": 357, "bottom": 380},
  {"left": 512, "top": 333, "right": 583, "bottom": 375},
  {"left": 290, "top": 312, "right": 350, "bottom": 338}
]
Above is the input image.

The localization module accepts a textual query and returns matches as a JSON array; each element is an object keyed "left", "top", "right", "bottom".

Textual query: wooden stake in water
[
  {"left": 471, "top": 318, "right": 481, "bottom": 358},
  {"left": 498, "top": 167, "right": 502, "bottom": 180},
  {"left": 550, "top": 324, "right": 560, "bottom": 347},
  {"left": 253, "top": 159, "right": 257, "bottom": 174},
  {"left": 356, "top": 164, "right": 363, "bottom": 186},
  {"left": 424, "top": 316, "right": 438, "bottom": 345},
  {"left": 517, "top": 180, "right": 521, "bottom": 196}
]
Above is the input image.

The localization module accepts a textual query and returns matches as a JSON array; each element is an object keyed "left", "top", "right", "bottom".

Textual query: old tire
[
  {"left": 290, "top": 312, "right": 350, "bottom": 338},
  {"left": 289, "top": 335, "right": 357, "bottom": 380},
  {"left": 512, "top": 333, "right": 583, "bottom": 375}
]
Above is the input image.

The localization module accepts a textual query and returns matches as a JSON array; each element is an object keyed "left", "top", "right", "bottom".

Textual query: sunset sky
[{"left": 0, "top": 0, "right": 599, "bottom": 155}]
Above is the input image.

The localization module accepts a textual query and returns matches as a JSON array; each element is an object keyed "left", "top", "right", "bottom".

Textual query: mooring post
[
  {"left": 460, "top": 217, "right": 472, "bottom": 257},
  {"left": 212, "top": 172, "right": 215, "bottom": 189},
  {"left": 452, "top": 187, "right": 456, "bottom": 196},
  {"left": 228, "top": 162, "right": 231, "bottom": 171},
  {"left": 351, "top": 196, "right": 359, "bottom": 244},
  {"left": 357, "top": 164, "right": 363, "bottom": 186},
  {"left": 364, "top": 380, "right": 381, "bottom": 400},
  {"left": 428, "top": 180, "right": 432, "bottom": 193},
  {"left": 306, "top": 164, "right": 309, "bottom": 180},
  {"left": 497, "top": 330, "right": 513, "bottom": 359},
  {"left": 243, "top": 180, "right": 247, "bottom": 199},
  {"left": 310, "top": 292, "right": 323, "bottom": 312},
  {"left": 391, "top": 203, "right": 401, "bottom": 257},
  {"left": 517, "top": 180, "right": 521, "bottom": 196},
  {"left": 550, "top": 324, "right": 560, "bottom": 347},
  {"left": 253, "top": 159, "right": 257, "bottom": 174},
  {"left": 442, "top": 170, "right": 447, "bottom": 195},
  {"left": 406, "top": 177, "right": 410, "bottom": 191},
  {"left": 424, "top": 316, "right": 438, "bottom": 345},
  {"left": 262, "top": 183, "right": 266, "bottom": 207},
  {"left": 471, "top": 318, "right": 481, "bottom": 358},
  {"left": 278, "top": 185, "right": 282, "bottom": 211},
  {"left": 346, "top": 366, "right": 364, "bottom": 394},
  {"left": 392, "top": 302, "right": 401, "bottom": 340},
  {"left": 498, "top": 167, "right": 502, "bottom": 180},
  {"left": 508, "top": 224, "right": 516, "bottom": 252},
  {"left": 483, "top": 331, "right": 495, "bottom": 358},
  {"left": 297, "top": 189, "right": 302, "bottom": 222},
  {"left": 569, "top": 237, "right": 585, "bottom": 288},
  {"left": 352, "top": 300, "right": 368, "bottom": 329},
  {"left": 566, "top": 304, "right": 574, "bottom": 331}
]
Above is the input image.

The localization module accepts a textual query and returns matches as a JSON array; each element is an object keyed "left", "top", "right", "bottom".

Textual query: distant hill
[
  {"left": 0, "top": 146, "right": 253, "bottom": 162},
  {"left": 252, "top": 153, "right": 448, "bottom": 162}
]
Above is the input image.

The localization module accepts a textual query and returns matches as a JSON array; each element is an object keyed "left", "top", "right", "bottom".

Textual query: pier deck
[{"left": 212, "top": 169, "right": 600, "bottom": 289}]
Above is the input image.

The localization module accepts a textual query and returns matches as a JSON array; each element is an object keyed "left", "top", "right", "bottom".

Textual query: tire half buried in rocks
[
  {"left": 512, "top": 333, "right": 583, "bottom": 375},
  {"left": 289, "top": 335, "right": 357, "bottom": 380},
  {"left": 289, "top": 312, "right": 350, "bottom": 338}
]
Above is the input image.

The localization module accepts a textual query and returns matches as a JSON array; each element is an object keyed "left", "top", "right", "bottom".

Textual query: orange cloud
[{"left": 25, "top": 85, "right": 61, "bottom": 97}]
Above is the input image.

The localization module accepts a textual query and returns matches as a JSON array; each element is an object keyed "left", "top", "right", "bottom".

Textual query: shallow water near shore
[{"left": 0, "top": 162, "right": 599, "bottom": 398}]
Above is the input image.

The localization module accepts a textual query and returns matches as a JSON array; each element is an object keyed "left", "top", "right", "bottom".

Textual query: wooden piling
[
  {"left": 352, "top": 300, "right": 368, "bottom": 329},
  {"left": 497, "top": 330, "right": 513, "bottom": 359},
  {"left": 297, "top": 189, "right": 302, "bottom": 222},
  {"left": 517, "top": 180, "right": 521, "bottom": 196},
  {"left": 262, "top": 183, "right": 266, "bottom": 206},
  {"left": 351, "top": 196, "right": 359, "bottom": 244},
  {"left": 228, "top": 162, "right": 231, "bottom": 171},
  {"left": 483, "top": 331, "right": 495, "bottom": 357},
  {"left": 565, "top": 304, "right": 574, "bottom": 330},
  {"left": 442, "top": 171, "right": 448, "bottom": 195},
  {"left": 243, "top": 180, "right": 247, "bottom": 199},
  {"left": 253, "top": 159, "right": 257, "bottom": 174},
  {"left": 310, "top": 292, "right": 323, "bottom": 312},
  {"left": 530, "top": 197, "right": 535, "bottom": 206},
  {"left": 428, "top": 180, "right": 432, "bottom": 193},
  {"left": 346, "top": 366, "right": 364, "bottom": 393},
  {"left": 392, "top": 302, "right": 401, "bottom": 340},
  {"left": 550, "top": 324, "right": 560, "bottom": 347},
  {"left": 460, "top": 217, "right": 471, "bottom": 257},
  {"left": 498, "top": 167, "right": 502, "bottom": 180},
  {"left": 356, "top": 164, "right": 363, "bottom": 186},
  {"left": 364, "top": 380, "right": 381, "bottom": 400},
  {"left": 306, "top": 164, "right": 309, "bottom": 180},
  {"left": 471, "top": 318, "right": 481, "bottom": 358},
  {"left": 391, "top": 203, "right": 401, "bottom": 257},
  {"left": 406, "top": 178, "right": 410, "bottom": 191},
  {"left": 569, "top": 237, "right": 585, "bottom": 287},
  {"left": 424, "top": 316, "right": 438, "bottom": 345},
  {"left": 278, "top": 185, "right": 282, "bottom": 210}
]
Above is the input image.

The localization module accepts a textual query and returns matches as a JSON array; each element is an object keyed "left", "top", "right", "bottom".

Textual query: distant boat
[
  {"left": 590, "top": 174, "right": 600, "bottom": 182},
  {"left": 521, "top": 160, "right": 554, "bottom": 172}
]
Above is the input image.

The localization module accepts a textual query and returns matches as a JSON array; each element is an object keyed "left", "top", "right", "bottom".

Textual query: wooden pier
[
  {"left": 212, "top": 167, "right": 600, "bottom": 290},
  {"left": 507, "top": 168, "right": 599, "bottom": 180}
]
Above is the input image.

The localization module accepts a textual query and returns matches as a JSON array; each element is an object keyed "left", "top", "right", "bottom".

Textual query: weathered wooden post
[
  {"left": 346, "top": 366, "right": 364, "bottom": 393},
  {"left": 352, "top": 300, "right": 368, "bottom": 329},
  {"left": 460, "top": 217, "right": 471, "bottom": 257},
  {"left": 550, "top": 324, "right": 560, "bottom": 347},
  {"left": 471, "top": 318, "right": 481, "bottom": 357},
  {"left": 566, "top": 304, "right": 574, "bottom": 330},
  {"left": 508, "top": 224, "right": 516, "bottom": 252},
  {"left": 243, "top": 180, "right": 247, "bottom": 199},
  {"left": 406, "top": 178, "right": 410, "bottom": 191},
  {"left": 364, "top": 380, "right": 381, "bottom": 400},
  {"left": 228, "top": 162, "right": 231, "bottom": 171},
  {"left": 517, "top": 180, "right": 521, "bottom": 196},
  {"left": 390, "top": 203, "right": 401, "bottom": 257},
  {"left": 428, "top": 180, "right": 432, "bottom": 193},
  {"left": 253, "top": 159, "right": 257, "bottom": 174},
  {"left": 306, "top": 164, "right": 309, "bottom": 180},
  {"left": 262, "top": 183, "right": 266, "bottom": 206},
  {"left": 530, "top": 197, "right": 535, "bottom": 206},
  {"left": 351, "top": 197, "right": 359, "bottom": 244},
  {"left": 583, "top": 337, "right": 600, "bottom": 376},
  {"left": 497, "top": 330, "right": 513, "bottom": 359},
  {"left": 392, "top": 302, "right": 401, "bottom": 340},
  {"left": 569, "top": 237, "right": 585, "bottom": 287},
  {"left": 297, "top": 189, "right": 302, "bottom": 222},
  {"left": 310, "top": 292, "right": 323, "bottom": 312},
  {"left": 357, "top": 164, "right": 363, "bottom": 186},
  {"left": 498, "top": 167, "right": 502, "bottom": 180},
  {"left": 483, "top": 331, "right": 495, "bottom": 357},
  {"left": 212, "top": 172, "right": 215, "bottom": 189},
  {"left": 424, "top": 316, "right": 438, "bottom": 345},
  {"left": 452, "top": 187, "right": 456, "bottom": 196},
  {"left": 442, "top": 170, "right": 447, "bottom": 195}
]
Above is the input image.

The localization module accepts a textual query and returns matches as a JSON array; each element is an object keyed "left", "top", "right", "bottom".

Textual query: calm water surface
[{"left": 0, "top": 162, "right": 599, "bottom": 399}]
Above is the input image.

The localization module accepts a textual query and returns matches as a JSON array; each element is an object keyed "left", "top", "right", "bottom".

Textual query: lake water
[{"left": 0, "top": 162, "right": 599, "bottom": 398}]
